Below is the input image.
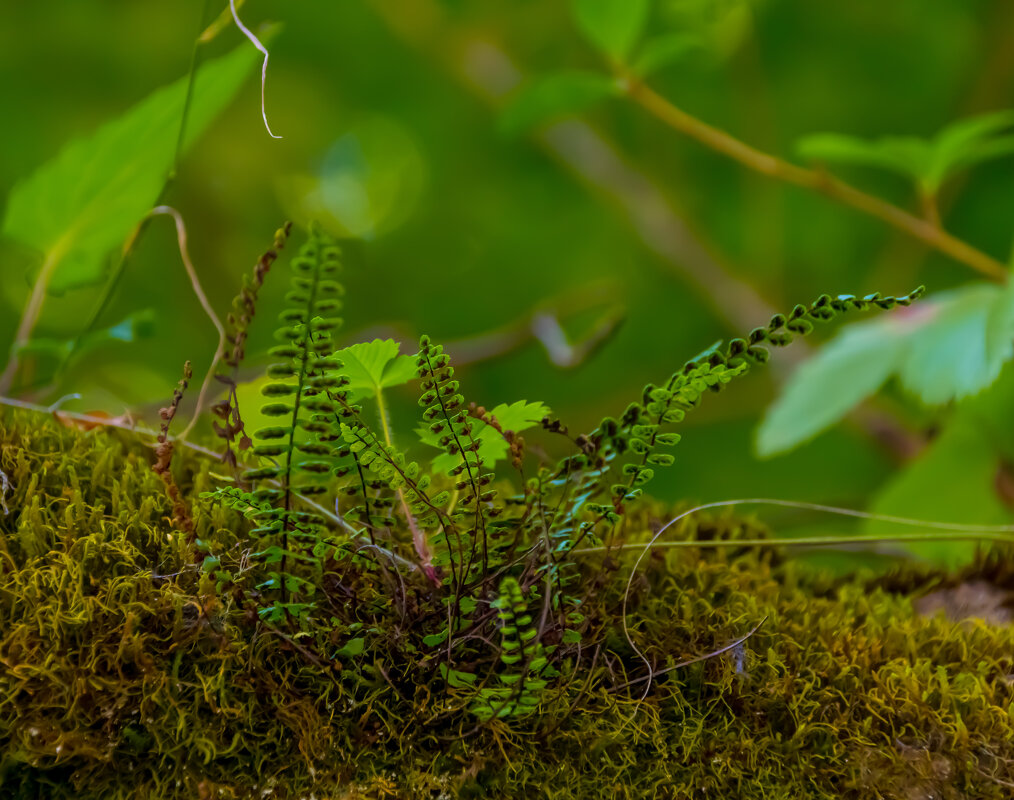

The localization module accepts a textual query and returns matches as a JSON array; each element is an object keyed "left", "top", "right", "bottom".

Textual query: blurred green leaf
[
  {"left": 756, "top": 319, "right": 905, "bottom": 457},
  {"left": 334, "top": 339, "right": 417, "bottom": 402},
  {"left": 924, "top": 110, "right": 1014, "bottom": 190},
  {"left": 863, "top": 416, "right": 1003, "bottom": 565},
  {"left": 759, "top": 284, "right": 1014, "bottom": 456},
  {"left": 863, "top": 365, "right": 1014, "bottom": 564},
  {"left": 500, "top": 72, "right": 618, "bottom": 136},
  {"left": 631, "top": 33, "right": 699, "bottom": 78},
  {"left": 797, "top": 134, "right": 931, "bottom": 180},
  {"left": 419, "top": 400, "right": 550, "bottom": 474},
  {"left": 13, "top": 309, "right": 155, "bottom": 362},
  {"left": 797, "top": 110, "right": 1014, "bottom": 193},
  {"left": 898, "top": 284, "right": 1012, "bottom": 405},
  {"left": 1, "top": 42, "right": 259, "bottom": 294},
  {"left": 572, "top": 0, "right": 650, "bottom": 60}
]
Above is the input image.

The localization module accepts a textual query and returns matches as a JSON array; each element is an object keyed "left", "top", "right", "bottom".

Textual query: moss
[{"left": 2, "top": 408, "right": 1014, "bottom": 798}]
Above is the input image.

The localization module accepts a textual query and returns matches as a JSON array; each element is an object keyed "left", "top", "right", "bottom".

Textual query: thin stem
[
  {"left": 575, "top": 530, "right": 1014, "bottom": 553},
  {"left": 623, "top": 79, "right": 1008, "bottom": 283},
  {"left": 375, "top": 386, "right": 395, "bottom": 448},
  {"left": 172, "top": 0, "right": 213, "bottom": 180},
  {"left": 150, "top": 205, "right": 226, "bottom": 440}
]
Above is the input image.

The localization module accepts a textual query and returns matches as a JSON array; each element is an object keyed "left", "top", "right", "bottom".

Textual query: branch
[{"left": 623, "top": 79, "right": 1008, "bottom": 283}]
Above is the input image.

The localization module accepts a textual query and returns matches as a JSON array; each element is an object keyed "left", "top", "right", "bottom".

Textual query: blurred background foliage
[{"left": 3, "top": 0, "right": 1014, "bottom": 563}]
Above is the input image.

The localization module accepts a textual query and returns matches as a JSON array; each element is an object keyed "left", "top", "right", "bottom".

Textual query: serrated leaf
[
  {"left": 572, "top": 0, "right": 649, "bottom": 60},
  {"left": 500, "top": 72, "right": 618, "bottom": 136},
  {"left": 418, "top": 400, "right": 550, "bottom": 474},
  {"left": 2, "top": 42, "right": 259, "bottom": 294},
  {"left": 333, "top": 339, "right": 416, "bottom": 402}
]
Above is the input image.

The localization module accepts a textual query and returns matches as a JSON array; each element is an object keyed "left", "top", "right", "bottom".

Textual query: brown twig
[{"left": 622, "top": 78, "right": 1008, "bottom": 283}]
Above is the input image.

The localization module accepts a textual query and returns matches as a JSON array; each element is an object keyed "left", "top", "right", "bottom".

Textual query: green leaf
[
  {"left": 499, "top": 72, "right": 618, "bottom": 136},
  {"left": 14, "top": 308, "right": 155, "bottom": 362},
  {"left": 631, "top": 33, "right": 699, "bottom": 78},
  {"left": 334, "top": 637, "right": 366, "bottom": 659},
  {"left": 439, "top": 662, "right": 478, "bottom": 688},
  {"left": 756, "top": 319, "right": 906, "bottom": 457},
  {"left": 2, "top": 42, "right": 259, "bottom": 293},
  {"left": 796, "top": 133, "right": 931, "bottom": 181},
  {"left": 925, "top": 110, "right": 1014, "bottom": 191},
  {"left": 572, "top": 0, "right": 650, "bottom": 60},
  {"left": 333, "top": 339, "right": 417, "bottom": 401},
  {"left": 759, "top": 284, "right": 1014, "bottom": 456},
  {"left": 418, "top": 400, "right": 550, "bottom": 474},
  {"left": 796, "top": 110, "right": 1014, "bottom": 194},
  {"left": 898, "top": 284, "right": 1011, "bottom": 405},
  {"left": 423, "top": 630, "right": 448, "bottom": 648},
  {"left": 863, "top": 368, "right": 1014, "bottom": 564}
]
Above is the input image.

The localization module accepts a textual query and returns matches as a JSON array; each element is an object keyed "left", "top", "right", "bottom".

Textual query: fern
[
  {"left": 212, "top": 222, "right": 292, "bottom": 470},
  {"left": 206, "top": 225, "right": 347, "bottom": 623},
  {"left": 193, "top": 221, "right": 923, "bottom": 726},
  {"left": 417, "top": 336, "right": 504, "bottom": 587},
  {"left": 560, "top": 286, "right": 927, "bottom": 554},
  {"left": 470, "top": 576, "right": 551, "bottom": 721}
]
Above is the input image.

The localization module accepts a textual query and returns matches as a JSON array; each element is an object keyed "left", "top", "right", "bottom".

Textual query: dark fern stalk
[
  {"left": 212, "top": 222, "right": 292, "bottom": 471},
  {"left": 153, "top": 360, "right": 196, "bottom": 539}
]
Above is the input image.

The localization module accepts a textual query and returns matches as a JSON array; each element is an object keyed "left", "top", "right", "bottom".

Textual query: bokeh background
[{"left": 3, "top": 0, "right": 1013, "bottom": 552}]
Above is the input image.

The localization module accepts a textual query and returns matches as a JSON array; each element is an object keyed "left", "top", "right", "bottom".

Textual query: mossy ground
[{"left": 2, "top": 408, "right": 1014, "bottom": 799}]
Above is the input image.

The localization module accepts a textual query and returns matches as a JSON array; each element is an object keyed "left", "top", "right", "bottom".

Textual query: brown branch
[{"left": 623, "top": 79, "right": 1008, "bottom": 283}]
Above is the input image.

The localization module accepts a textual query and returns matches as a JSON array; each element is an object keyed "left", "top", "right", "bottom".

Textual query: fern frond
[
  {"left": 212, "top": 222, "right": 292, "bottom": 469},
  {"left": 470, "top": 576, "right": 551, "bottom": 721},
  {"left": 417, "top": 336, "right": 503, "bottom": 585}
]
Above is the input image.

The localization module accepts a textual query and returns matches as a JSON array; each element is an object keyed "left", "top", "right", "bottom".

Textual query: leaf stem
[{"left": 623, "top": 78, "right": 1008, "bottom": 283}]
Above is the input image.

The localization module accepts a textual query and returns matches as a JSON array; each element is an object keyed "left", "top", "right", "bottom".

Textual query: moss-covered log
[{"left": 2, "top": 408, "right": 1014, "bottom": 799}]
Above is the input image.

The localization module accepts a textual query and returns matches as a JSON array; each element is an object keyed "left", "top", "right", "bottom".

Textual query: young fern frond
[
  {"left": 569, "top": 286, "right": 926, "bottom": 546},
  {"left": 417, "top": 336, "right": 503, "bottom": 586},
  {"left": 470, "top": 576, "right": 551, "bottom": 721}
]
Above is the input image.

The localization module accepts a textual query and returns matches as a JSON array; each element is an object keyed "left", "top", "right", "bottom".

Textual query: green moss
[{"left": 2, "top": 408, "right": 1014, "bottom": 798}]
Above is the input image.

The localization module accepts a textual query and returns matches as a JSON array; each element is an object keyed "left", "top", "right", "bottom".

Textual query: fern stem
[
  {"left": 374, "top": 386, "right": 395, "bottom": 449},
  {"left": 622, "top": 77, "right": 1008, "bottom": 283}
]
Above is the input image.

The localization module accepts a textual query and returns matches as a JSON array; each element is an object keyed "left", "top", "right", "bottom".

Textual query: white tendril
[{"left": 229, "top": 0, "right": 282, "bottom": 139}]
